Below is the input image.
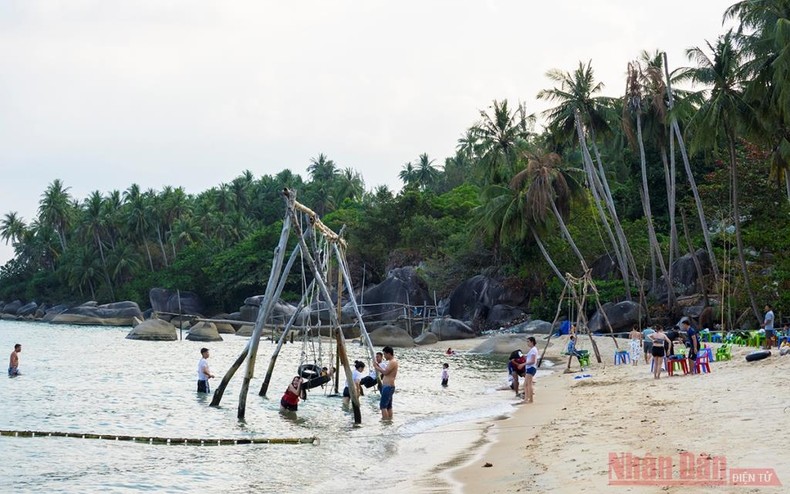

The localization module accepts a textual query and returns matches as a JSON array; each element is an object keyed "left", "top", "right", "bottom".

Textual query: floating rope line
[{"left": 0, "top": 429, "right": 318, "bottom": 446}]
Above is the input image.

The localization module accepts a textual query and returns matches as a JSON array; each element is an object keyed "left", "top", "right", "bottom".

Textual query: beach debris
[{"left": 483, "top": 462, "right": 493, "bottom": 468}]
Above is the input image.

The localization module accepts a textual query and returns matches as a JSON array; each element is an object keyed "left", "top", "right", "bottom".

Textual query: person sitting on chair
[{"left": 566, "top": 335, "right": 586, "bottom": 370}]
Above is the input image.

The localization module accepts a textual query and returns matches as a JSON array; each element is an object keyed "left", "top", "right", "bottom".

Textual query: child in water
[{"left": 441, "top": 363, "right": 449, "bottom": 387}]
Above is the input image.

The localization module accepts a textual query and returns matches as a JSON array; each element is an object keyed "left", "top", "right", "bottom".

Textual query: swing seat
[{"left": 298, "top": 363, "right": 322, "bottom": 379}]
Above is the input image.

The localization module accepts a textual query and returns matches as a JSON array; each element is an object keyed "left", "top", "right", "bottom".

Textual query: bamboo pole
[
  {"left": 286, "top": 193, "right": 362, "bottom": 424},
  {"left": 259, "top": 279, "right": 314, "bottom": 397},
  {"left": 332, "top": 243, "right": 377, "bottom": 365}
]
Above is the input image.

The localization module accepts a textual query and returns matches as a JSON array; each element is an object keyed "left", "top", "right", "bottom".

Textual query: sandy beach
[{"left": 423, "top": 334, "right": 788, "bottom": 493}]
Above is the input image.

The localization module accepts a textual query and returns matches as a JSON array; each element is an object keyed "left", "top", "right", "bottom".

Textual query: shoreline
[{"left": 432, "top": 334, "right": 790, "bottom": 493}]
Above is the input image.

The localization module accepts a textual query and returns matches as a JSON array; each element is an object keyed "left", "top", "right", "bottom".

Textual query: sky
[{"left": 0, "top": 0, "right": 737, "bottom": 266}]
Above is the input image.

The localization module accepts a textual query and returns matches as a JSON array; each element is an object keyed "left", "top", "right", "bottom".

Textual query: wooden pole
[
  {"left": 332, "top": 243, "right": 377, "bottom": 365},
  {"left": 259, "top": 280, "right": 314, "bottom": 397},
  {"left": 287, "top": 193, "right": 362, "bottom": 424},
  {"left": 237, "top": 211, "right": 292, "bottom": 419},
  {"left": 538, "top": 280, "right": 569, "bottom": 368}
]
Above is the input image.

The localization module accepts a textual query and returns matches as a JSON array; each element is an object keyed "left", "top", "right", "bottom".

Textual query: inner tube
[
  {"left": 301, "top": 375, "right": 331, "bottom": 390},
  {"left": 745, "top": 350, "right": 771, "bottom": 362},
  {"left": 299, "top": 363, "right": 321, "bottom": 379}
]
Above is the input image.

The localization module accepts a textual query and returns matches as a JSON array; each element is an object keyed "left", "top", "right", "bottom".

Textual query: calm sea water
[{"left": 0, "top": 320, "right": 534, "bottom": 494}]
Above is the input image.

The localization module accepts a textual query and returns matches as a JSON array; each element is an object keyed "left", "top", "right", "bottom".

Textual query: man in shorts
[
  {"left": 196, "top": 348, "right": 215, "bottom": 393},
  {"left": 8, "top": 343, "right": 21, "bottom": 376},
  {"left": 373, "top": 346, "right": 398, "bottom": 421},
  {"left": 762, "top": 304, "right": 775, "bottom": 349}
]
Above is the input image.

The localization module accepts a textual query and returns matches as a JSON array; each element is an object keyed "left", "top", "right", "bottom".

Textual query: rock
[
  {"left": 16, "top": 301, "right": 38, "bottom": 317},
  {"left": 356, "top": 267, "right": 431, "bottom": 321},
  {"left": 470, "top": 334, "right": 538, "bottom": 355},
  {"left": 50, "top": 301, "right": 143, "bottom": 326},
  {"left": 186, "top": 322, "right": 223, "bottom": 342},
  {"left": 651, "top": 249, "right": 712, "bottom": 302},
  {"left": 368, "top": 325, "right": 416, "bottom": 347},
  {"left": 210, "top": 314, "right": 237, "bottom": 334},
  {"left": 510, "top": 319, "right": 553, "bottom": 334},
  {"left": 590, "top": 253, "right": 621, "bottom": 280},
  {"left": 2, "top": 300, "right": 23, "bottom": 315},
  {"left": 488, "top": 305, "right": 525, "bottom": 325},
  {"left": 126, "top": 319, "right": 177, "bottom": 341},
  {"left": 413, "top": 332, "right": 439, "bottom": 346},
  {"left": 429, "top": 318, "right": 477, "bottom": 340},
  {"left": 444, "top": 275, "right": 526, "bottom": 327},
  {"left": 42, "top": 305, "right": 69, "bottom": 322},
  {"left": 588, "top": 301, "right": 645, "bottom": 334},
  {"left": 149, "top": 288, "right": 204, "bottom": 316}
]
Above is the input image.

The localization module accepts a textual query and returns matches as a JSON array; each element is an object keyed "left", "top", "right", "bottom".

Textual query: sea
[{"left": 0, "top": 320, "right": 550, "bottom": 494}]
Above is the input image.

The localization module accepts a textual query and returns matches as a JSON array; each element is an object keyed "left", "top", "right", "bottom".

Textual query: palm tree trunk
[
  {"left": 661, "top": 144, "right": 680, "bottom": 259},
  {"left": 636, "top": 113, "right": 672, "bottom": 304},
  {"left": 785, "top": 170, "right": 790, "bottom": 202},
  {"left": 550, "top": 200, "right": 588, "bottom": 271},
  {"left": 95, "top": 232, "right": 115, "bottom": 301},
  {"left": 663, "top": 52, "right": 719, "bottom": 282},
  {"left": 143, "top": 240, "right": 154, "bottom": 271},
  {"left": 531, "top": 226, "right": 564, "bottom": 281},
  {"left": 728, "top": 135, "right": 761, "bottom": 323},
  {"left": 680, "top": 208, "right": 709, "bottom": 307},
  {"left": 156, "top": 225, "right": 169, "bottom": 267}
]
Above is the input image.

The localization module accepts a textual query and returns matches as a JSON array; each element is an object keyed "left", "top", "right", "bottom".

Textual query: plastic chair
[
  {"left": 700, "top": 331, "right": 711, "bottom": 343},
  {"left": 711, "top": 333, "right": 723, "bottom": 343},
  {"left": 650, "top": 358, "right": 666, "bottom": 373},
  {"left": 700, "top": 346, "right": 714, "bottom": 362},
  {"left": 716, "top": 344, "right": 732, "bottom": 361},
  {"left": 614, "top": 350, "right": 630, "bottom": 365},
  {"left": 694, "top": 352, "right": 711, "bottom": 374},
  {"left": 666, "top": 355, "right": 689, "bottom": 376},
  {"left": 578, "top": 352, "right": 590, "bottom": 368}
]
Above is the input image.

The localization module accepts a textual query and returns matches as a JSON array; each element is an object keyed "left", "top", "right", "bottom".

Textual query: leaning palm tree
[
  {"left": 513, "top": 151, "right": 588, "bottom": 272},
  {"left": 538, "top": 62, "right": 637, "bottom": 297},
  {"left": 677, "top": 31, "right": 761, "bottom": 322}
]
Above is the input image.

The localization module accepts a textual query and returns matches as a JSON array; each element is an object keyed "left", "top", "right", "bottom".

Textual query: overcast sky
[{"left": 0, "top": 0, "right": 736, "bottom": 266}]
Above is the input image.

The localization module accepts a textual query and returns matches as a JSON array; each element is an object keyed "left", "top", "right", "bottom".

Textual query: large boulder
[
  {"left": 186, "top": 322, "right": 223, "bottom": 342},
  {"left": 413, "top": 332, "right": 439, "bottom": 346},
  {"left": 588, "top": 301, "right": 645, "bottom": 334},
  {"left": 239, "top": 298, "right": 311, "bottom": 325},
  {"left": 42, "top": 304, "right": 69, "bottom": 322},
  {"left": 16, "top": 301, "right": 38, "bottom": 317},
  {"left": 50, "top": 301, "right": 144, "bottom": 326},
  {"left": 356, "top": 267, "right": 431, "bottom": 321},
  {"left": 590, "top": 253, "right": 621, "bottom": 280},
  {"left": 368, "top": 325, "right": 415, "bottom": 347},
  {"left": 651, "top": 249, "right": 712, "bottom": 302},
  {"left": 126, "top": 318, "right": 177, "bottom": 341},
  {"left": 149, "top": 288, "right": 204, "bottom": 317},
  {"left": 444, "top": 275, "right": 526, "bottom": 327},
  {"left": 2, "top": 300, "right": 23, "bottom": 315},
  {"left": 470, "top": 334, "right": 538, "bottom": 355},
  {"left": 429, "top": 318, "right": 477, "bottom": 340},
  {"left": 510, "top": 319, "right": 553, "bottom": 334},
  {"left": 210, "top": 314, "right": 237, "bottom": 334}
]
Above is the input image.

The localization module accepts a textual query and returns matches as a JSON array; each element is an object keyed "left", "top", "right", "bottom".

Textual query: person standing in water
[
  {"left": 280, "top": 376, "right": 302, "bottom": 413},
  {"left": 196, "top": 348, "right": 215, "bottom": 393},
  {"left": 522, "top": 337, "right": 538, "bottom": 403},
  {"left": 8, "top": 343, "right": 21, "bottom": 376},
  {"left": 441, "top": 363, "right": 449, "bottom": 387},
  {"left": 373, "top": 346, "right": 398, "bottom": 421}
]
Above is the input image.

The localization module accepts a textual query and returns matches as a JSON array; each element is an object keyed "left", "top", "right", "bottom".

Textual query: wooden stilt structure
[{"left": 211, "top": 189, "right": 375, "bottom": 424}]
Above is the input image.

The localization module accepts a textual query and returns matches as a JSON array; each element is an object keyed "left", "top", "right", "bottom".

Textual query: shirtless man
[
  {"left": 9, "top": 343, "right": 21, "bottom": 376},
  {"left": 373, "top": 346, "right": 398, "bottom": 421}
]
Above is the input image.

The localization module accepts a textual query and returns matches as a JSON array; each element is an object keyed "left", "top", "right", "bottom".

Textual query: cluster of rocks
[{"left": 2, "top": 252, "right": 724, "bottom": 348}]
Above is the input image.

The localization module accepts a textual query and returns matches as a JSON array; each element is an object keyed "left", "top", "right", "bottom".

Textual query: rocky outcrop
[
  {"left": 590, "top": 253, "right": 621, "bottom": 280},
  {"left": 210, "top": 314, "right": 237, "bottom": 334},
  {"left": 470, "top": 334, "right": 539, "bottom": 355},
  {"left": 149, "top": 288, "right": 204, "bottom": 316},
  {"left": 50, "top": 301, "right": 144, "bottom": 326},
  {"left": 413, "top": 332, "right": 439, "bottom": 346},
  {"left": 510, "top": 319, "right": 553, "bottom": 334},
  {"left": 42, "top": 305, "right": 69, "bottom": 322},
  {"left": 444, "top": 275, "right": 526, "bottom": 327},
  {"left": 356, "top": 267, "right": 431, "bottom": 321},
  {"left": 368, "top": 325, "right": 415, "bottom": 347},
  {"left": 651, "top": 249, "right": 712, "bottom": 303},
  {"left": 126, "top": 318, "right": 177, "bottom": 341},
  {"left": 186, "top": 322, "right": 223, "bottom": 342},
  {"left": 588, "top": 301, "right": 645, "bottom": 334},
  {"left": 2, "top": 300, "right": 23, "bottom": 315},
  {"left": 17, "top": 302, "right": 38, "bottom": 317},
  {"left": 429, "top": 318, "right": 477, "bottom": 340}
]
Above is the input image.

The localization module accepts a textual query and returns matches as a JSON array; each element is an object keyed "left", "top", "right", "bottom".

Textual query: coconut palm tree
[
  {"left": 0, "top": 212, "right": 27, "bottom": 247},
  {"left": 414, "top": 153, "right": 440, "bottom": 191},
  {"left": 726, "top": 0, "right": 790, "bottom": 199},
  {"left": 38, "top": 179, "right": 73, "bottom": 253},
  {"left": 623, "top": 61, "right": 672, "bottom": 300},
  {"left": 538, "top": 62, "right": 637, "bottom": 297},
  {"left": 678, "top": 30, "right": 761, "bottom": 322},
  {"left": 472, "top": 100, "right": 530, "bottom": 185},
  {"left": 82, "top": 191, "right": 115, "bottom": 300},
  {"left": 399, "top": 162, "right": 418, "bottom": 189},
  {"left": 123, "top": 184, "right": 154, "bottom": 271}
]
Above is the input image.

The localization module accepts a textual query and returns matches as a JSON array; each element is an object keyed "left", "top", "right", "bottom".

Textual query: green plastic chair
[{"left": 716, "top": 344, "right": 732, "bottom": 361}]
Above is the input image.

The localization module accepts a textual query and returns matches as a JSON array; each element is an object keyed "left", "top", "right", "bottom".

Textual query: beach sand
[{"left": 425, "top": 334, "right": 788, "bottom": 493}]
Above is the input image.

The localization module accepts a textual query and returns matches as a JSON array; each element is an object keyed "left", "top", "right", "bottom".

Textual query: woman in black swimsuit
[{"left": 649, "top": 328, "right": 670, "bottom": 379}]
